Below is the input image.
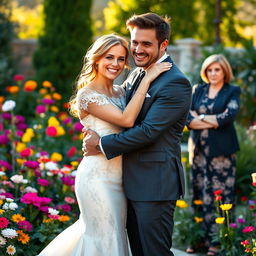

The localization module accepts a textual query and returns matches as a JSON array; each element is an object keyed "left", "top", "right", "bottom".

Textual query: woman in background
[{"left": 186, "top": 54, "right": 241, "bottom": 255}]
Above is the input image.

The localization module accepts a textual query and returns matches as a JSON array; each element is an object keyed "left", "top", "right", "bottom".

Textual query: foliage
[
  {"left": 0, "top": 0, "right": 15, "bottom": 94},
  {"left": 103, "top": 0, "right": 245, "bottom": 46},
  {"left": 10, "top": 1, "right": 44, "bottom": 39},
  {"left": 0, "top": 75, "right": 83, "bottom": 255},
  {"left": 33, "top": 0, "right": 93, "bottom": 101}
]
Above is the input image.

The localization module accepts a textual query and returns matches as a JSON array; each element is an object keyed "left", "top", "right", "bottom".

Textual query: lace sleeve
[{"left": 77, "top": 88, "right": 110, "bottom": 111}]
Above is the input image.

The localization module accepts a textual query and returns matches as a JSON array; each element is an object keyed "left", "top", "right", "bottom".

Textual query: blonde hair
[
  {"left": 69, "top": 34, "right": 129, "bottom": 117},
  {"left": 200, "top": 54, "right": 233, "bottom": 84}
]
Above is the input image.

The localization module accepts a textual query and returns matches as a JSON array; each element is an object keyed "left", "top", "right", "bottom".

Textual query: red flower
[
  {"left": 214, "top": 190, "right": 222, "bottom": 196},
  {"left": 253, "top": 182, "right": 256, "bottom": 187},
  {"left": 46, "top": 126, "right": 57, "bottom": 137},
  {"left": 18, "top": 220, "right": 33, "bottom": 231},
  {"left": 241, "top": 240, "right": 249, "bottom": 246},
  {"left": 37, "top": 178, "right": 50, "bottom": 187},
  {"left": 215, "top": 196, "right": 222, "bottom": 201},
  {"left": 20, "top": 148, "right": 33, "bottom": 158},
  {"left": 0, "top": 217, "right": 9, "bottom": 228},
  {"left": 13, "top": 74, "right": 25, "bottom": 81},
  {"left": 241, "top": 196, "right": 248, "bottom": 202},
  {"left": 67, "top": 146, "right": 76, "bottom": 158}
]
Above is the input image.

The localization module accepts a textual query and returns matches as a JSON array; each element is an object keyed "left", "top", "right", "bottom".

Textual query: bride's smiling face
[{"left": 96, "top": 44, "right": 127, "bottom": 81}]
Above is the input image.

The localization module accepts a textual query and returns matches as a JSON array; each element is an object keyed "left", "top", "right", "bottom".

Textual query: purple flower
[
  {"left": 62, "top": 117, "right": 71, "bottom": 124},
  {"left": 74, "top": 122, "right": 83, "bottom": 132},
  {"left": 61, "top": 175, "right": 75, "bottom": 186},
  {"left": 0, "top": 160, "right": 12, "bottom": 170},
  {"left": 18, "top": 220, "right": 33, "bottom": 231},
  {"left": 24, "top": 160, "right": 40, "bottom": 169},
  {"left": 39, "top": 206, "right": 50, "bottom": 213},
  {"left": 248, "top": 200, "right": 255, "bottom": 205},
  {"left": 60, "top": 204, "right": 71, "bottom": 212},
  {"left": 2, "top": 113, "right": 12, "bottom": 120},
  {"left": 230, "top": 223, "right": 237, "bottom": 228},
  {"left": 0, "top": 192, "right": 14, "bottom": 199},
  {"left": 0, "top": 134, "right": 9, "bottom": 144},
  {"left": 42, "top": 98, "right": 55, "bottom": 105},
  {"left": 16, "top": 130, "right": 24, "bottom": 137},
  {"left": 15, "top": 115, "right": 25, "bottom": 124},
  {"left": 16, "top": 123, "right": 27, "bottom": 130},
  {"left": 37, "top": 178, "right": 50, "bottom": 187},
  {"left": 237, "top": 217, "right": 246, "bottom": 224},
  {"left": 36, "top": 105, "right": 46, "bottom": 114}
]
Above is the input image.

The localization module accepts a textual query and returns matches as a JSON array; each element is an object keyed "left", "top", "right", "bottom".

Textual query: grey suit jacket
[{"left": 101, "top": 57, "right": 192, "bottom": 201}]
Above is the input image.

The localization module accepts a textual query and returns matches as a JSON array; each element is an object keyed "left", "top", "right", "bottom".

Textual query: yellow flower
[
  {"left": 17, "top": 230, "right": 30, "bottom": 244},
  {"left": 194, "top": 217, "right": 203, "bottom": 223},
  {"left": 52, "top": 92, "right": 62, "bottom": 100},
  {"left": 58, "top": 112, "right": 69, "bottom": 121},
  {"left": 43, "top": 218, "right": 54, "bottom": 223},
  {"left": 24, "top": 80, "right": 37, "bottom": 91},
  {"left": 0, "top": 209, "right": 5, "bottom": 214},
  {"left": 58, "top": 215, "right": 70, "bottom": 222},
  {"left": 50, "top": 106, "right": 59, "bottom": 112},
  {"left": 26, "top": 128, "right": 35, "bottom": 136},
  {"left": 79, "top": 133, "right": 83, "bottom": 140},
  {"left": 252, "top": 173, "right": 256, "bottom": 183},
  {"left": 215, "top": 217, "right": 225, "bottom": 224},
  {"left": 0, "top": 200, "right": 3, "bottom": 206},
  {"left": 176, "top": 200, "right": 189, "bottom": 208},
  {"left": 193, "top": 200, "right": 203, "bottom": 205},
  {"left": 39, "top": 88, "right": 47, "bottom": 95},
  {"left": 220, "top": 204, "right": 232, "bottom": 211},
  {"left": 16, "top": 142, "right": 26, "bottom": 152},
  {"left": 42, "top": 81, "right": 53, "bottom": 88},
  {"left": 16, "top": 158, "right": 25, "bottom": 165},
  {"left": 12, "top": 214, "right": 26, "bottom": 223},
  {"left": 21, "top": 134, "right": 31, "bottom": 143},
  {"left": 56, "top": 126, "right": 65, "bottom": 136},
  {"left": 51, "top": 152, "right": 63, "bottom": 162},
  {"left": 70, "top": 161, "right": 79, "bottom": 167},
  {"left": 48, "top": 116, "right": 60, "bottom": 126}
]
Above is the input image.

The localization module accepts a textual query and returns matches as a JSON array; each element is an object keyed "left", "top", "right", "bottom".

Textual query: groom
[{"left": 83, "top": 13, "right": 191, "bottom": 256}]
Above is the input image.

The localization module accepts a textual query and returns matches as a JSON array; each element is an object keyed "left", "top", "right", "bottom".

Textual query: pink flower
[
  {"left": 42, "top": 98, "right": 54, "bottom": 105},
  {"left": 46, "top": 126, "right": 57, "bottom": 137},
  {"left": 16, "top": 123, "right": 28, "bottom": 130},
  {"left": 0, "top": 160, "right": 12, "bottom": 170},
  {"left": 74, "top": 122, "right": 83, "bottom": 132},
  {"left": 0, "top": 192, "right": 14, "bottom": 199},
  {"left": 242, "top": 226, "right": 254, "bottom": 233},
  {"left": 61, "top": 175, "right": 75, "bottom": 186},
  {"left": 13, "top": 74, "right": 25, "bottom": 81},
  {"left": 237, "top": 217, "right": 246, "bottom": 224},
  {"left": 64, "top": 197, "right": 75, "bottom": 204},
  {"left": 37, "top": 178, "right": 50, "bottom": 187},
  {"left": 15, "top": 115, "right": 25, "bottom": 124},
  {"left": 18, "top": 220, "right": 32, "bottom": 231},
  {"left": 24, "top": 160, "right": 39, "bottom": 169},
  {"left": 230, "top": 223, "right": 237, "bottom": 228},
  {"left": 0, "top": 134, "right": 9, "bottom": 144},
  {"left": 62, "top": 117, "right": 71, "bottom": 124},
  {"left": 20, "top": 148, "right": 33, "bottom": 158},
  {"left": 241, "top": 240, "right": 249, "bottom": 246},
  {"left": 1, "top": 113, "right": 12, "bottom": 120},
  {"left": 0, "top": 217, "right": 9, "bottom": 228},
  {"left": 16, "top": 130, "right": 24, "bottom": 137},
  {"left": 20, "top": 193, "right": 52, "bottom": 207},
  {"left": 39, "top": 206, "right": 50, "bottom": 213},
  {"left": 60, "top": 204, "right": 71, "bottom": 212},
  {"left": 36, "top": 105, "right": 46, "bottom": 114}
]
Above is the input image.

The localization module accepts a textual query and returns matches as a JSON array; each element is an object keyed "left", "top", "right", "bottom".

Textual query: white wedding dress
[{"left": 38, "top": 85, "right": 131, "bottom": 256}]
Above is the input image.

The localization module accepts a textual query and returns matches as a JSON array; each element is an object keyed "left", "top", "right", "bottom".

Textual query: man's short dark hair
[{"left": 126, "top": 13, "right": 171, "bottom": 45}]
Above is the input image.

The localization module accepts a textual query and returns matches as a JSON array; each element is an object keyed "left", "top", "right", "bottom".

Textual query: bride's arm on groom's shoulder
[{"left": 81, "top": 63, "right": 171, "bottom": 128}]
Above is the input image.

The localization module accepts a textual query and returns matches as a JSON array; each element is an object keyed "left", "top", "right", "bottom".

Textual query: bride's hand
[{"left": 144, "top": 62, "right": 172, "bottom": 83}]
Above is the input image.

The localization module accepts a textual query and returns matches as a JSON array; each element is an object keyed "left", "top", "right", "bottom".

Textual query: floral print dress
[{"left": 187, "top": 84, "right": 240, "bottom": 246}]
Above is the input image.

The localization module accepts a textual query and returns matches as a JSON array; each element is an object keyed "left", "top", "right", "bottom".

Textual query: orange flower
[
  {"left": 39, "top": 88, "right": 47, "bottom": 95},
  {"left": 12, "top": 214, "right": 26, "bottom": 223},
  {"left": 43, "top": 218, "right": 54, "bottom": 223},
  {"left": 42, "top": 81, "right": 53, "bottom": 88},
  {"left": 24, "top": 80, "right": 37, "bottom": 92},
  {"left": 58, "top": 215, "right": 70, "bottom": 222},
  {"left": 17, "top": 230, "right": 30, "bottom": 244},
  {"left": 52, "top": 92, "right": 62, "bottom": 100},
  {"left": 193, "top": 200, "right": 203, "bottom": 205},
  {"left": 51, "top": 106, "right": 59, "bottom": 112},
  {"left": 0, "top": 96, "right": 5, "bottom": 103},
  {"left": 6, "top": 86, "right": 19, "bottom": 94}
]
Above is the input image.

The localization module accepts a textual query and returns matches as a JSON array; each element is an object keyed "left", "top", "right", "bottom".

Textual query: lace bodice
[{"left": 77, "top": 85, "right": 126, "bottom": 136}]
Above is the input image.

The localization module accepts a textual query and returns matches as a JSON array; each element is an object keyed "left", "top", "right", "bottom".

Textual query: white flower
[
  {"left": 0, "top": 235, "right": 7, "bottom": 246},
  {"left": 71, "top": 170, "right": 77, "bottom": 177},
  {"left": 0, "top": 171, "right": 5, "bottom": 176},
  {"left": 22, "top": 179, "right": 28, "bottom": 184},
  {"left": 24, "top": 186, "right": 38, "bottom": 193},
  {"left": 48, "top": 208, "right": 59, "bottom": 216},
  {"left": 1, "top": 229, "right": 18, "bottom": 239},
  {"left": 6, "top": 198, "right": 14, "bottom": 202},
  {"left": 10, "top": 175, "right": 24, "bottom": 184},
  {"left": 45, "top": 161, "right": 59, "bottom": 170},
  {"left": 46, "top": 171, "right": 54, "bottom": 176},
  {"left": 6, "top": 245, "right": 16, "bottom": 255},
  {"left": 9, "top": 202, "right": 18, "bottom": 210},
  {"left": 0, "top": 194, "right": 6, "bottom": 199},
  {"left": 2, "top": 100, "right": 16, "bottom": 112},
  {"left": 2, "top": 203, "right": 9, "bottom": 210}
]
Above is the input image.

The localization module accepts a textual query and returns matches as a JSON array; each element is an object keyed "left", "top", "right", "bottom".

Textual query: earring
[{"left": 95, "top": 64, "right": 98, "bottom": 71}]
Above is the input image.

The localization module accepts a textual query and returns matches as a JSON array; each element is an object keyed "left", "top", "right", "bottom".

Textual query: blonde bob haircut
[
  {"left": 69, "top": 34, "right": 129, "bottom": 117},
  {"left": 200, "top": 54, "right": 233, "bottom": 84}
]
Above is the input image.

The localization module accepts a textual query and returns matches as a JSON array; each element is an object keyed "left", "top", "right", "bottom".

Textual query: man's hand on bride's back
[
  {"left": 144, "top": 62, "right": 172, "bottom": 83},
  {"left": 82, "top": 128, "right": 101, "bottom": 156}
]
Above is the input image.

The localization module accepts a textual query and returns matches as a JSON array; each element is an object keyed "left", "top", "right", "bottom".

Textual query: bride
[{"left": 38, "top": 34, "right": 171, "bottom": 256}]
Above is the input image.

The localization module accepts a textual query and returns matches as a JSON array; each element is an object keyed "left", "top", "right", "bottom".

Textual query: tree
[
  {"left": 103, "top": 0, "right": 198, "bottom": 43},
  {"left": 0, "top": 0, "right": 15, "bottom": 93},
  {"left": 33, "top": 0, "right": 93, "bottom": 100},
  {"left": 103, "top": 0, "right": 245, "bottom": 46}
]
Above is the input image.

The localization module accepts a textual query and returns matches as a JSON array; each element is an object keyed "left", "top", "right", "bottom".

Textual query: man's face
[{"left": 130, "top": 27, "right": 164, "bottom": 68}]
